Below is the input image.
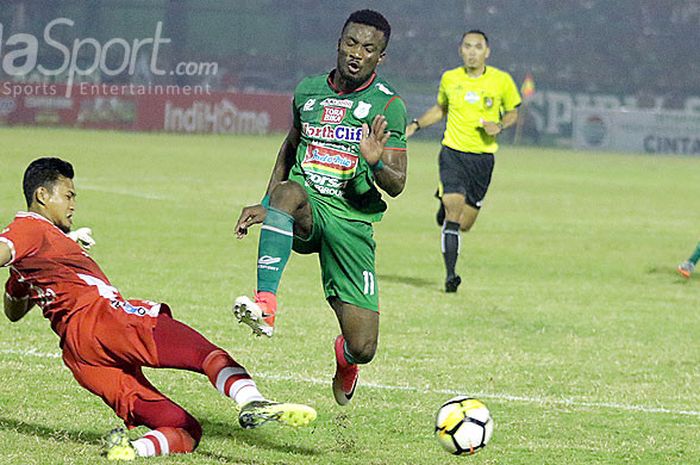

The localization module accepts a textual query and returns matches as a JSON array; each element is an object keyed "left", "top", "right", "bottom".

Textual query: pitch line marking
[
  {"left": 2, "top": 348, "right": 698, "bottom": 417},
  {"left": 80, "top": 184, "right": 167, "bottom": 201}
]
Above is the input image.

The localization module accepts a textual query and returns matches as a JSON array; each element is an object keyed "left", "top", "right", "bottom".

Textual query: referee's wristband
[{"left": 410, "top": 118, "right": 421, "bottom": 131}]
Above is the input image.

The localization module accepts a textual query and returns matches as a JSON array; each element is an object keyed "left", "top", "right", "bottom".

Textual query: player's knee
[
  {"left": 270, "top": 181, "right": 307, "bottom": 211},
  {"left": 346, "top": 337, "right": 377, "bottom": 364}
]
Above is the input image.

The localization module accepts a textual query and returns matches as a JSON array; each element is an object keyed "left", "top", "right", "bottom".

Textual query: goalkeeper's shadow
[{"left": 198, "top": 418, "right": 322, "bottom": 457}]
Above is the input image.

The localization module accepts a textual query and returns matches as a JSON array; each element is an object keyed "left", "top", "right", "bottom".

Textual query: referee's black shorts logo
[{"left": 438, "top": 145, "right": 495, "bottom": 209}]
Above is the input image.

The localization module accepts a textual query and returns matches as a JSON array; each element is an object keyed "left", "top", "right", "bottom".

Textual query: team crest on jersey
[
  {"left": 302, "top": 143, "right": 358, "bottom": 180},
  {"left": 320, "top": 98, "right": 354, "bottom": 108},
  {"left": 321, "top": 106, "right": 347, "bottom": 124},
  {"left": 302, "top": 98, "right": 316, "bottom": 111},
  {"left": 484, "top": 96, "right": 494, "bottom": 108},
  {"left": 376, "top": 83, "right": 394, "bottom": 95},
  {"left": 465, "top": 91, "right": 480, "bottom": 104},
  {"left": 353, "top": 101, "right": 372, "bottom": 119}
]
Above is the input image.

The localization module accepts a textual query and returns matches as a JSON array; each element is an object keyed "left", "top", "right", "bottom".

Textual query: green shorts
[{"left": 292, "top": 199, "right": 378, "bottom": 312}]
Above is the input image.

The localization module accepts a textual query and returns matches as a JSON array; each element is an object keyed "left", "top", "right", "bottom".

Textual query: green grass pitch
[{"left": 1, "top": 126, "right": 699, "bottom": 464}]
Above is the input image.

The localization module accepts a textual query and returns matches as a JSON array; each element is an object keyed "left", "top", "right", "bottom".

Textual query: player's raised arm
[
  {"left": 405, "top": 104, "right": 447, "bottom": 138},
  {"left": 235, "top": 125, "right": 301, "bottom": 239}
]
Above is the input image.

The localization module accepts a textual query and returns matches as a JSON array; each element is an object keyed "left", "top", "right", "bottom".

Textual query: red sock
[
  {"left": 130, "top": 398, "right": 201, "bottom": 456},
  {"left": 153, "top": 313, "right": 219, "bottom": 371},
  {"left": 202, "top": 349, "right": 263, "bottom": 405},
  {"left": 132, "top": 427, "right": 196, "bottom": 456}
]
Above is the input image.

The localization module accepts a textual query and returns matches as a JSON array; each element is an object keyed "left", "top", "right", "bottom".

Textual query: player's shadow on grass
[
  {"left": 0, "top": 416, "right": 102, "bottom": 445},
  {"left": 378, "top": 273, "right": 436, "bottom": 289},
  {"left": 199, "top": 418, "right": 321, "bottom": 457},
  {"left": 0, "top": 416, "right": 322, "bottom": 461}
]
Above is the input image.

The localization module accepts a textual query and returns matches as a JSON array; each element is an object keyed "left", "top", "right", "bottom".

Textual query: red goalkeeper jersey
[{"left": 1, "top": 212, "right": 160, "bottom": 338}]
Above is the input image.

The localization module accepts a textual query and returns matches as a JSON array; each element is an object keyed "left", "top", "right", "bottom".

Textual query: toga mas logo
[
  {"left": 302, "top": 143, "right": 358, "bottom": 179},
  {"left": 321, "top": 106, "right": 346, "bottom": 124}
]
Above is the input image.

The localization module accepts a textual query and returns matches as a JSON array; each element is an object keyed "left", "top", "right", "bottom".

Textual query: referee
[{"left": 406, "top": 30, "right": 521, "bottom": 293}]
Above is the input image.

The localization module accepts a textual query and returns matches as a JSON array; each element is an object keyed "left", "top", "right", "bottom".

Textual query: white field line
[
  {"left": 2, "top": 348, "right": 699, "bottom": 417},
  {"left": 80, "top": 184, "right": 166, "bottom": 201}
]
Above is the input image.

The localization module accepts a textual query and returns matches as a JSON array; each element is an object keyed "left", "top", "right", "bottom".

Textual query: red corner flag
[{"left": 521, "top": 73, "right": 535, "bottom": 100}]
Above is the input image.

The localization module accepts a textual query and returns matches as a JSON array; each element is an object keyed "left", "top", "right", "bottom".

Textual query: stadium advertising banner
[
  {"left": 0, "top": 82, "right": 292, "bottom": 134},
  {"left": 572, "top": 108, "right": 700, "bottom": 155}
]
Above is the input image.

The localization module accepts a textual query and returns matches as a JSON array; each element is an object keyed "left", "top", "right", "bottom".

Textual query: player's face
[
  {"left": 336, "top": 22, "right": 386, "bottom": 86},
  {"left": 460, "top": 33, "right": 490, "bottom": 70},
  {"left": 44, "top": 176, "right": 76, "bottom": 233}
]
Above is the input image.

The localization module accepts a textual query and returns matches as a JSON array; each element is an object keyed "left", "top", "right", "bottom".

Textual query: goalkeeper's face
[
  {"left": 38, "top": 176, "right": 76, "bottom": 233},
  {"left": 336, "top": 22, "right": 386, "bottom": 86}
]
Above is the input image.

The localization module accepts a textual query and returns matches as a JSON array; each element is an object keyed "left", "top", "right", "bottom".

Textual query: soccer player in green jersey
[
  {"left": 406, "top": 30, "right": 521, "bottom": 293},
  {"left": 233, "top": 10, "right": 407, "bottom": 406},
  {"left": 678, "top": 241, "right": 700, "bottom": 278}
]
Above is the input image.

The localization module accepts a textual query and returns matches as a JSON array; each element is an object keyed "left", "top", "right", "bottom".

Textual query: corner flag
[{"left": 521, "top": 73, "right": 535, "bottom": 100}]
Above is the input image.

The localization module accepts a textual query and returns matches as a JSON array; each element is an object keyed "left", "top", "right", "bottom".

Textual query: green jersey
[{"left": 288, "top": 71, "right": 407, "bottom": 223}]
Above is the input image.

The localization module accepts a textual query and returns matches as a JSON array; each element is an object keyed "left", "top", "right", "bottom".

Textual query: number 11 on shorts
[{"left": 362, "top": 270, "right": 375, "bottom": 296}]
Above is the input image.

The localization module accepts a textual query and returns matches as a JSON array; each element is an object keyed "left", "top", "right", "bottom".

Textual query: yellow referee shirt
[{"left": 437, "top": 65, "right": 521, "bottom": 154}]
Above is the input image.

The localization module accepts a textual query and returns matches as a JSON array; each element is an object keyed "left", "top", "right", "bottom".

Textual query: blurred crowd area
[{"left": 1, "top": 0, "right": 699, "bottom": 106}]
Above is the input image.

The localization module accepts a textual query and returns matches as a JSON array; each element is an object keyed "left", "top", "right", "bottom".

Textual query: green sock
[
  {"left": 690, "top": 242, "right": 700, "bottom": 265},
  {"left": 256, "top": 207, "right": 294, "bottom": 294}
]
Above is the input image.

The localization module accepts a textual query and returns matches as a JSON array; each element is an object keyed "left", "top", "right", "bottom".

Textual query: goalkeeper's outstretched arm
[{"left": 1, "top": 242, "right": 34, "bottom": 322}]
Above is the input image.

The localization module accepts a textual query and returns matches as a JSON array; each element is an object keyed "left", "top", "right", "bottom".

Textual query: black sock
[{"left": 442, "top": 221, "right": 460, "bottom": 279}]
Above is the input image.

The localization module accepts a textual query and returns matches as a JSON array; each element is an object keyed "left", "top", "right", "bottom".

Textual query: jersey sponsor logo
[
  {"left": 321, "top": 106, "right": 347, "bottom": 125},
  {"left": 376, "top": 83, "right": 394, "bottom": 95},
  {"left": 353, "top": 101, "right": 372, "bottom": 119},
  {"left": 115, "top": 300, "right": 160, "bottom": 317},
  {"left": 465, "top": 91, "right": 480, "bottom": 104},
  {"left": 303, "top": 174, "right": 347, "bottom": 197},
  {"left": 302, "top": 98, "right": 316, "bottom": 111},
  {"left": 302, "top": 122, "right": 362, "bottom": 142},
  {"left": 320, "top": 98, "right": 353, "bottom": 108},
  {"left": 302, "top": 143, "right": 358, "bottom": 180}
]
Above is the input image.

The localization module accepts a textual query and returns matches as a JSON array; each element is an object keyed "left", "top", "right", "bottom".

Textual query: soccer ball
[{"left": 435, "top": 396, "right": 494, "bottom": 455}]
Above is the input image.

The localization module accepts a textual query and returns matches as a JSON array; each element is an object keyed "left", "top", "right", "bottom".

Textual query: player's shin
[
  {"left": 442, "top": 221, "right": 461, "bottom": 278},
  {"left": 202, "top": 349, "right": 265, "bottom": 407},
  {"left": 257, "top": 207, "right": 294, "bottom": 294},
  {"left": 690, "top": 242, "right": 700, "bottom": 264}
]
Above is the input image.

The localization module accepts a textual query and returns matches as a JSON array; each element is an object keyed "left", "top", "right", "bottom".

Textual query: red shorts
[{"left": 61, "top": 299, "right": 171, "bottom": 428}]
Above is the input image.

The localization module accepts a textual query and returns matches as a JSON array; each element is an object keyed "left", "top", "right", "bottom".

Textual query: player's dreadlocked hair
[
  {"left": 343, "top": 9, "right": 391, "bottom": 50},
  {"left": 23, "top": 157, "right": 74, "bottom": 208}
]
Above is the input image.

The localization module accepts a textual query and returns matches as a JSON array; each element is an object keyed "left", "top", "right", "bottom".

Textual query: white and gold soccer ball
[{"left": 435, "top": 396, "right": 494, "bottom": 455}]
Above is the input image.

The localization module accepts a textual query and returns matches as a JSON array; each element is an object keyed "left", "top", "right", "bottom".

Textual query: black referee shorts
[{"left": 438, "top": 145, "right": 495, "bottom": 209}]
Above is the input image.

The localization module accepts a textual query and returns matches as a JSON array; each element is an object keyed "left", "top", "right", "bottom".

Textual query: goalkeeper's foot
[
  {"left": 677, "top": 260, "right": 695, "bottom": 278},
  {"left": 238, "top": 400, "right": 317, "bottom": 429},
  {"left": 104, "top": 428, "right": 136, "bottom": 461},
  {"left": 233, "top": 292, "right": 276, "bottom": 337}
]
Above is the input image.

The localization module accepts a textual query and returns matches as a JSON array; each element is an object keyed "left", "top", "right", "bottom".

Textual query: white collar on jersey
[{"left": 16, "top": 211, "right": 54, "bottom": 224}]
